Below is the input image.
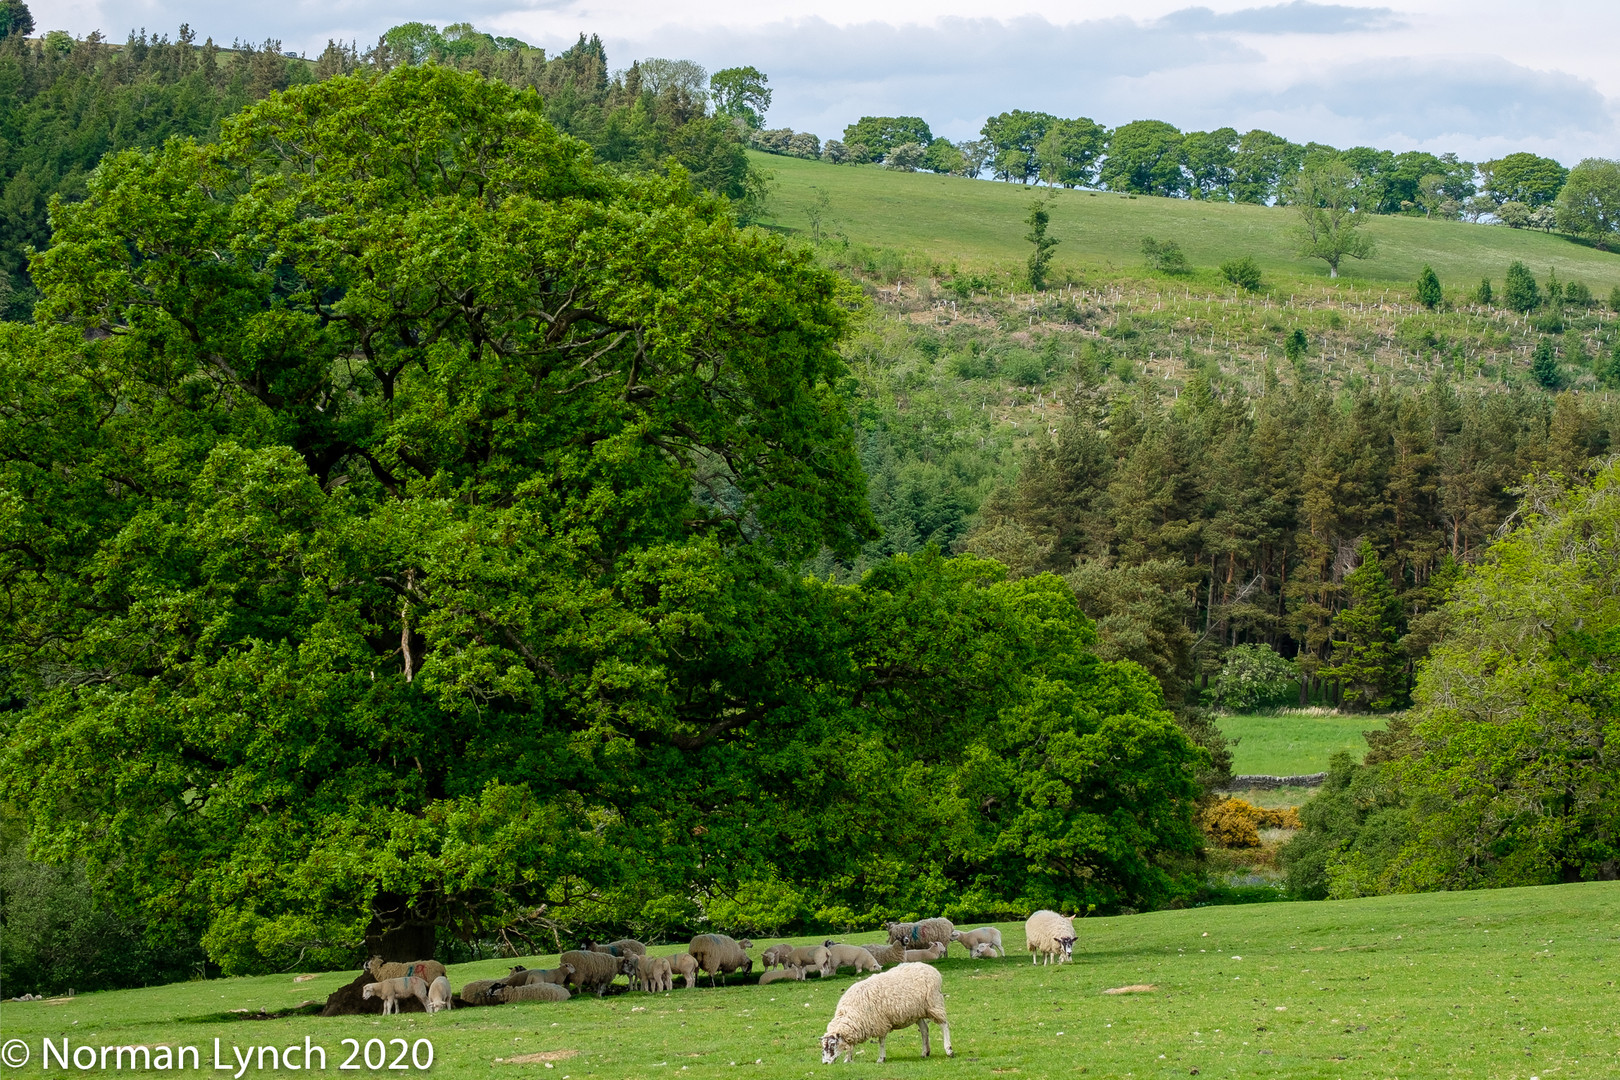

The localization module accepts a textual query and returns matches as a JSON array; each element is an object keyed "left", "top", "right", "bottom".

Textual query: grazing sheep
[
  {"left": 621, "top": 953, "right": 673, "bottom": 993},
  {"left": 970, "top": 942, "right": 999, "bottom": 959},
  {"left": 885, "top": 918, "right": 955, "bottom": 949},
  {"left": 365, "top": 957, "right": 448, "bottom": 985},
  {"left": 784, "top": 945, "right": 830, "bottom": 976},
  {"left": 820, "top": 962, "right": 952, "bottom": 1064},
  {"left": 950, "top": 927, "right": 1004, "bottom": 958},
  {"left": 902, "top": 941, "right": 947, "bottom": 964},
  {"left": 1025, "top": 909, "right": 1077, "bottom": 966},
  {"left": 821, "top": 942, "right": 883, "bottom": 976},
  {"left": 861, "top": 942, "right": 907, "bottom": 966},
  {"left": 761, "top": 944, "right": 796, "bottom": 970},
  {"left": 496, "top": 982, "right": 571, "bottom": 1004},
  {"left": 362, "top": 976, "right": 429, "bottom": 1015},
  {"left": 688, "top": 934, "right": 754, "bottom": 987},
  {"left": 457, "top": 979, "right": 501, "bottom": 1007},
  {"left": 583, "top": 938, "right": 647, "bottom": 958},
  {"left": 559, "top": 949, "right": 622, "bottom": 996},
  {"left": 426, "top": 975, "right": 453, "bottom": 1014},
  {"left": 667, "top": 951, "right": 699, "bottom": 989},
  {"left": 759, "top": 967, "right": 805, "bottom": 985}
]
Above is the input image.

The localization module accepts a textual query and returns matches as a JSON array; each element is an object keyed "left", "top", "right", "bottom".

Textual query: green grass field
[
  {"left": 1218, "top": 713, "right": 1390, "bottom": 776},
  {"left": 754, "top": 153, "right": 1620, "bottom": 296},
  {"left": 7, "top": 884, "right": 1620, "bottom": 1079}
]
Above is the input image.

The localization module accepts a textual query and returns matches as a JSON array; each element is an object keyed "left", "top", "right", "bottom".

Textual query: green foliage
[
  {"left": 1282, "top": 751, "right": 1411, "bottom": 899},
  {"left": 1284, "top": 328, "right": 1308, "bottom": 363},
  {"left": 1288, "top": 159, "right": 1376, "bottom": 277},
  {"left": 1503, "top": 259, "right": 1541, "bottom": 312},
  {"left": 1141, "top": 236, "right": 1190, "bottom": 275},
  {"left": 1556, "top": 158, "right": 1620, "bottom": 250},
  {"left": 981, "top": 110, "right": 1056, "bottom": 184},
  {"left": 709, "top": 66, "right": 771, "bottom": 129},
  {"left": 1531, "top": 338, "right": 1561, "bottom": 389},
  {"left": 841, "top": 116, "right": 932, "bottom": 161},
  {"left": 1101, "top": 120, "right": 1186, "bottom": 196},
  {"left": 1482, "top": 151, "right": 1568, "bottom": 208},
  {"left": 1475, "top": 277, "right": 1492, "bottom": 305},
  {"left": 1564, "top": 280, "right": 1593, "bottom": 307},
  {"left": 1415, "top": 264, "right": 1442, "bottom": 309},
  {"left": 1320, "top": 542, "right": 1406, "bottom": 710},
  {"left": 1036, "top": 117, "right": 1106, "bottom": 188},
  {"left": 1612, "top": 284, "right": 1620, "bottom": 312},
  {"left": 0, "top": 0, "right": 31, "bottom": 37},
  {"left": 1025, "top": 197, "right": 1059, "bottom": 290},
  {"left": 1219, "top": 256, "right": 1263, "bottom": 291},
  {"left": 1209, "top": 644, "right": 1296, "bottom": 710},
  {"left": 921, "top": 138, "right": 964, "bottom": 175}
]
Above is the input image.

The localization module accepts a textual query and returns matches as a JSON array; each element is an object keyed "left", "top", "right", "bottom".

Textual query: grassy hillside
[
  {"left": 1219, "top": 712, "right": 1391, "bottom": 776},
  {"left": 754, "top": 152, "right": 1620, "bottom": 295},
  {"left": 8, "top": 884, "right": 1619, "bottom": 1079}
]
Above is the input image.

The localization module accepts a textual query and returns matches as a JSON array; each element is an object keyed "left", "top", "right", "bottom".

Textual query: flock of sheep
[{"left": 357, "top": 910, "right": 1081, "bottom": 1064}]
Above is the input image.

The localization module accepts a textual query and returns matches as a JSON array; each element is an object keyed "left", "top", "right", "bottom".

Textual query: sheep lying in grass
[
  {"left": 365, "top": 957, "right": 448, "bottom": 985},
  {"left": 362, "top": 976, "right": 428, "bottom": 1015},
  {"left": 496, "top": 982, "right": 571, "bottom": 1004},
  {"left": 621, "top": 953, "right": 673, "bottom": 993},
  {"left": 761, "top": 944, "right": 796, "bottom": 970},
  {"left": 784, "top": 945, "right": 830, "bottom": 976},
  {"left": 426, "top": 976, "right": 453, "bottom": 1014},
  {"left": 950, "top": 927, "right": 1004, "bottom": 957},
  {"left": 559, "top": 950, "right": 622, "bottom": 996},
  {"left": 1025, "top": 909, "right": 1076, "bottom": 965},
  {"left": 688, "top": 934, "right": 754, "bottom": 987},
  {"left": 458, "top": 980, "right": 501, "bottom": 1007},
  {"left": 584, "top": 938, "right": 647, "bottom": 958},
  {"left": 667, "top": 952, "right": 699, "bottom": 989},
  {"left": 497, "top": 965, "right": 572, "bottom": 989},
  {"left": 822, "top": 942, "right": 883, "bottom": 976},
  {"left": 861, "top": 942, "right": 907, "bottom": 966},
  {"left": 759, "top": 967, "right": 805, "bottom": 985},
  {"left": 886, "top": 918, "right": 955, "bottom": 949},
  {"left": 970, "top": 942, "right": 998, "bottom": 959},
  {"left": 902, "top": 941, "right": 947, "bottom": 964},
  {"left": 820, "top": 962, "right": 952, "bottom": 1064}
]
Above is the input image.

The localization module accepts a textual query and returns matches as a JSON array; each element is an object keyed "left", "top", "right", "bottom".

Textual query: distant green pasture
[{"left": 1218, "top": 712, "right": 1391, "bottom": 776}]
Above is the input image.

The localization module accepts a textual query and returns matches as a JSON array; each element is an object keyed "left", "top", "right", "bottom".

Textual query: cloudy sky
[{"left": 44, "top": 0, "right": 1620, "bottom": 163}]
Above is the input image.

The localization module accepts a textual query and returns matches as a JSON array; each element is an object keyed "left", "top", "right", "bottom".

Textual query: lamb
[
  {"left": 361, "top": 976, "right": 429, "bottom": 1015},
  {"left": 426, "top": 975, "right": 453, "bottom": 1014},
  {"left": 821, "top": 942, "right": 883, "bottom": 976},
  {"left": 820, "top": 962, "right": 952, "bottom": 1064},
  {"left": 885, "top": 918, "right": 955, "bottom": 949},
  {"left": 861, "top": 942, "right": 908, "bottom": 966},
  {"left": 950, "top": 927, "right": 1005, "bottom": 958},
  {"left": 667, "top": 951, "right": 699, "bottom": 989},
  {"left": 902, "top": 941, "right": 947, "bottom": 963},
  {"left": 761, "top": 944, "right": 796, "bottom": 970},
  {"left": 496, "top": 982, "right": 571, "bottom": 1004},
  {"left": 687, "top": 934, "right": 754, "bottom": 987},
  {"left": 621, "top": 953, "right": 673, "bottom": 993},
  {"left": 1024, "top": 909, "right": 1077, "bottom": 966},
  {"left": 784, "top": 945, "right": 830, "bottom": 976},
  {"left": 583, "top": 938, "right": 647, "bottom": 958},
  {"left": 457, "top": 979, "right": 501, "bottom": 1007},
  {"left": 970, "top": 942, "right": 999, "bottom": 959},
  {"left": 559, "top": 949, "right": 622, "bottom": 996},
  {"left": 365, "top": 957, "right": 448, "bottom": 985},
  {"left": 759, "top": 967, "right": 805, "bottom": 985}
]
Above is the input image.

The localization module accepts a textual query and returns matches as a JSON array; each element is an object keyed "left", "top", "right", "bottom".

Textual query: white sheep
[
  {"left": 820, "top": 962, "right": 953, "bottom": 1064},
  {"left": 425, "top": 975, "right": 453, "bottom": 1014},
  {"left": 759, "top": 967, "right": 805, "bottom": 985},
  {"left": 821, "top": 942, "right": 883, "bottom": 976},
  {"left": 886, "top": 918, "right": 955, "bottom": 948},
  {"left": 1024, "top": 909, "right": 1076, "bottom": 965},
  {"left": 362, "top": 976, "right": 428, "bottom": 1015},
  {"left": 621, "top": 953, "right": 673, "bottom": 992},
  {"left": 950, "top": 927, "right": 1004, "bottom": 957},
  {"left": 584, "top": 938, "right": 647, "bottom": 958},
  {"left": 496, "top": 982, "right": 571, "bottom": 1004},
  {"left": 902, "top": 941, "right": 947, "bottom": 963},
  {"left": 498, "top": 964, "right": 573, "bottom": 989},
  {"left": 784, "top": 945, "right": 830, "bottom": 976},
  {"left": 559, "top": 950, "right": 621, "bottom": 996},
  {"left": 364, "top": 957, "right": 447, "bottom": 985},
  {"left": 861, "top": 942, "right": 907, "bottom": 966},
  {"left": 667, "top": 951, "right": 699, "bottom": 989},
  {"left": 688, "top": 934, "right": 754, "bottom": 987},
  {"left": 970, "top": 942, "right": 999, "bottom": 959},
  {"left": 458, "top": 979, "right": 501, "bottom": 1007},
  {"left": 761, "top": 944, "right": 796, "bottom": 970}
]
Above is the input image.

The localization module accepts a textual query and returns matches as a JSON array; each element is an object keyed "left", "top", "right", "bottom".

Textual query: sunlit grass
[{"left": 1219, "top": 711, "right": 1391, "bottom": 776}]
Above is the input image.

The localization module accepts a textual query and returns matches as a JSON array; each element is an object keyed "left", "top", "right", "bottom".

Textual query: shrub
[
  {"left": 1503, "top": 260, "right": 1540, "bottom": 312},
  {"left": 1416, "top": 265, "right": 1442, "bottom": 309},
  {"left": 1475, "top": 277, "right": 1492, "bottom": 305},
  {"left": 1564, "top": 280, "right": 1593, "bottom": 307},
  {"left": 1199, "top": 798, "right": 1264, "bottom": 848},
  {"left": 1219, "top": 256, "right": 1263, "bottom": 291},
  {"left": 885, "top": 142, "right": 926, "bottom": 171},
  {"left": 1141, "top": 236, "right": 1190, "bottom": 275},
  {"left": 1611, "top": 284, "right": 1620, "bottom": 312},
  {"left": 1210, "top": 643, "right": 1297, "bottom": 710},
  {"left": 1531, "top": 338, "right": 1560, "bottom": 389},
  {"left": 1003, "top": 349, "right": 1047, "bottom": 386},
  {"left": 1283, "top": 329, "right": 1308, "bottom": 366}
]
